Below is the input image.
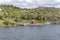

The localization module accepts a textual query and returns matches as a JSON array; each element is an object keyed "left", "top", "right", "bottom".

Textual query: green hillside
[{"left": 0, "top": 5, "right": 60, "bottom": 26}]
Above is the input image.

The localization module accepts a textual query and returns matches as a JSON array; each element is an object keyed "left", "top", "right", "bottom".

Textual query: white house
[{"left": 0, "top": 8, "right": 2, "bottom": 11}]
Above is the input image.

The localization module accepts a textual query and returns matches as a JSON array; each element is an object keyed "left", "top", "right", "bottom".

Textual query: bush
[
  {"left": 0, "top": 20, "right": 4, "bottom": 26},
  {"left": 15, "top": 18, "right": 22, "bottom": 22},
  {"left": 3, "top": 19, "right": 16, "bottom": 25}
]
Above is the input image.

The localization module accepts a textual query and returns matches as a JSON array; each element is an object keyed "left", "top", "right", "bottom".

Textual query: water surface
[{"left": 0, "top": 24, "right": 60, "bottom": 40}]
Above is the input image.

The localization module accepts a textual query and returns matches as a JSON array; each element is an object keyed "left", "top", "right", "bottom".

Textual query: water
[{"left": 0, "top": 24, "right": 60, "bottom": 40}]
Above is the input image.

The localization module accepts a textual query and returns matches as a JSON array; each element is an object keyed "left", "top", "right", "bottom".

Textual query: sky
[{"left": 0, "top": 0, "right": 60, "bottom": 8}]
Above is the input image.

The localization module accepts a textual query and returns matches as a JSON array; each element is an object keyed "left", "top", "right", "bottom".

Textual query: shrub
[
  {"left": 3, "top": 19, "right": 16, "bottom": 25},
  {"left": 15, "top": 18, "right": 22, "bottom": 22},
  {"left": 0, "top": 20, "right": 4, "bottom": 26}
]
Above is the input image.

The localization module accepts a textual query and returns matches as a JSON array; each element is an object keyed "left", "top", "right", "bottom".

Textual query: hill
[{"left": 0, "top": 5, "right": 60, "bottom": 26}]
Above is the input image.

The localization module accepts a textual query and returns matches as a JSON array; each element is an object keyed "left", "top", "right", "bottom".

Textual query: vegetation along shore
[{"left": 0, "top": 5, "right": 60, "bottom": 26}]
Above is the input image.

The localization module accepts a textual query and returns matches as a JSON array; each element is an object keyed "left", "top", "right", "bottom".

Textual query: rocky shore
[
  {"left": 16, "top": 21, "right": 60, "bottom": 26},
  {"left": 0, "top": 21, "right": 60, "bottom": 27}
]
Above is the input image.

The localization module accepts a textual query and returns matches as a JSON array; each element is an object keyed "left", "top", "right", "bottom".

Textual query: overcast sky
[{"left": 0, "top": 0, "right": 60, "bottom": 8}]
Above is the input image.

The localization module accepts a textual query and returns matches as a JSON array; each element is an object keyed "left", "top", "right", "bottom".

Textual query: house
[{"left": 0, "top": 8, "right": 2, "bottom": 11}]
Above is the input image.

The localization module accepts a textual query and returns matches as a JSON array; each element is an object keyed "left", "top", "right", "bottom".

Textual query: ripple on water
[{"left": 0, "top": 24, "right": 60, "bottom": 40}]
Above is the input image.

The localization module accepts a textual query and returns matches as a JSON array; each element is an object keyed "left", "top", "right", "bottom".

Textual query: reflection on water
[{"left": 0, "top": 24, "right": 60, "bottom": 40}]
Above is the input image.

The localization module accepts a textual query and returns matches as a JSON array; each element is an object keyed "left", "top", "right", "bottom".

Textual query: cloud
[
  {"left": 0, "top": 0, "right": 60, "bottom": 8},
  {"left": 5, "top": 0, "right": 12, "bottom": 2},
  {"left": 25, "top": 0, "right": 33, "bottom": 3},
  {"left": 55, "top": 5, "right": 60, "bottom": 8},
  {"left": 55, "top": 0, "right": 60, "bottom": 2},
  {"left": 0, "top": 0, "right": 12, "bottom": 3}
]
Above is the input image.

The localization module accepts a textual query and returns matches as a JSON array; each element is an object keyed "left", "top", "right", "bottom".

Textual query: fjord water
[{"left": 0, "top": 24, "right": 60, "bottom": 40}]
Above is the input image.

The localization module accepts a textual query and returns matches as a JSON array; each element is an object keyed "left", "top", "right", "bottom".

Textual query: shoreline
[{"left": 0, "top": 21, "right": 60, "bottom": 27}]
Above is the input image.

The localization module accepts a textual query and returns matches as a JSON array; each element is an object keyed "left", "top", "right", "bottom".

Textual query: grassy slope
[{"left": 0, "top": 5, "right": 60, "bottom": 26}]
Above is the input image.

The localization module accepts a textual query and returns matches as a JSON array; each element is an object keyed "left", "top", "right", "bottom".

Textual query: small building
[{"left": 0, "top": 8, "right": 2, "bottom": 11}]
